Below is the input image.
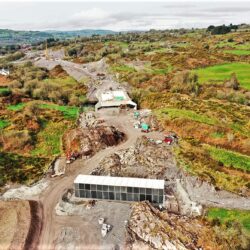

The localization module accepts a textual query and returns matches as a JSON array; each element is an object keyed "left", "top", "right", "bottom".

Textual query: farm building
[
  {"left": 95, "top": 88, "right": 137, "bottom": 111},
  {"left": 74, "top": 175, "right": 165, "bottom": 204}
]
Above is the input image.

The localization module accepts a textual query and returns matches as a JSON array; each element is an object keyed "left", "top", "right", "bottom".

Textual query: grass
[
  {"left": 145, "top": 48, "right": 168, "bottom": 55},
  {"left": 151, "top": 65, "right": 173, "bottom": 75},
  {"left": 224, "top": 50, "right": 250, "bottom": 56},
  {"left": 206, "top": 145, "right": 250, "bottom": 172},
  {"left": 0, "top": 87, "right": 11, "bottom": 96},
  {"left": 175, "top": 139, "right": 250, "bottom": 194},
  {"left": 43, "top": 76, "right": 78, "bottom": 87},
  {"left": 105, "top": 41, "right": 128, "bottom": 49},
  {"left": 0, "top": 119, "right": 10, "bottom": 129},
  {"left": 210, "top": 132, "right": 224, "bottom": 138},
  {"left": 7, "top": 103, "right": 26, "bottom": 111},
  {"left": 207, "top": 208, "right": 250, "bottom": 234},
  {"left": 217, "top": 41, "right": 250, "bottom": 50},
  {"left": 194, "top": 63, "right": 250, "bottom": 90},
  {"left": 111, "top": 64, "right": 136, "bottom": 73},
  {"left": 32, "top": 121, "right": 68, "bottom": 157},
  {"left": 39, "top": 103, "right": 79, "bottom": 120},
  {"left": 156, "top": 108, "right": 217, "bottom": 125}
]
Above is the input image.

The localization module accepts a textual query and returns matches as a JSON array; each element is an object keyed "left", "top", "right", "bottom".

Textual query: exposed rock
[
  {"left": 93, "top": 136, "right": 179, "bottom": 180},
  {"left": 51, "top": 157, "right": 66, "bottom": 177},
  {"left": 1, "top": 180, "right": 49, "bottom": 200},
  {"left": 63, "top": 125, "right": 125, "bottom": 158},
  {"left": 55, "top": 190, "right": 95, "bottom": 216},
  {"left": 128, "top": 202, "right": 224, "bottom": 250},
  {"left": 54, "top": 227, "right": 80, "bottom": 250}
]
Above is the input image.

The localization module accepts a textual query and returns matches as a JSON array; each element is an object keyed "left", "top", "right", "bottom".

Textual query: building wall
[{"left": 75, "top": 183, "right": 164, "bottom": 204}]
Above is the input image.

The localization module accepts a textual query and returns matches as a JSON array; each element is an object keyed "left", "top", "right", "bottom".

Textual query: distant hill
[{"left": 0, "top": 29, "right": 117, "bottom": 45}]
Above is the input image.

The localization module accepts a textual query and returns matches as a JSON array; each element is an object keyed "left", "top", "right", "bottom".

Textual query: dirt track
[
  {"left": 38, "top": 111, "right": 149, "bottom": 249},
  {"left": 9, "top": 52, "right": 250, "bottom": 249}
]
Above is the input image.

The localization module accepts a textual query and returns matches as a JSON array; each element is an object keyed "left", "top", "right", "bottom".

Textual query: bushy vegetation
[
  {"left": 207, "top": 208, "right": 250, "bottom": 233},
  {"left": 32, "top": 121, "right": 68, "bottom": 157},
  {"left": 206, "top": 208, "right": 250, "bottom": 249},
  {"left": 0, "top": 51, "right": 24, "bottom": 64},
  {"left": 207, "top": 24, "right": 238, "bottom": 34},
  {"left": 0, "top": 152, "right": 49, "bottom": 186},
  {"left": 0, "top": 63, "right": 85, "bottom": 186}
]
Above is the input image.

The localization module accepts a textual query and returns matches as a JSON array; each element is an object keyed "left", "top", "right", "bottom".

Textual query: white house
[{"left": 0, "top": 69, "right": 10, "bottom": 76}]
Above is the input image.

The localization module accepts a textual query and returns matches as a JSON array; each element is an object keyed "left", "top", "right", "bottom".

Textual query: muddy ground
[{"left": 0, "top": 200, "right": 43, "bottom": 250}]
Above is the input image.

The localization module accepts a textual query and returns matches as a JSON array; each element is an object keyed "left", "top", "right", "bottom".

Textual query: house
[{"left": 0, "top": 69, "right": 10, "bottom": 76}]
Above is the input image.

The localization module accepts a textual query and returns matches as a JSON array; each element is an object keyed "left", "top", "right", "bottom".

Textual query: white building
[
  {"left": 0, "top": 69, "right": 10, "bottom": 76},
  {"left": 74, "top": 175, "right": 165, "bottom": 204},
  {"left": 95, "top": 88, "right": 137, "bottom": 111}
]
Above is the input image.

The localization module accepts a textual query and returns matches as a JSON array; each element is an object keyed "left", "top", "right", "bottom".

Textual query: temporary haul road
[
  {"left": 2, "top": 51, "right": 249, "bottom": 249},
  {"left": 38, "top": 111, "right": 159, "bottom": 249}
]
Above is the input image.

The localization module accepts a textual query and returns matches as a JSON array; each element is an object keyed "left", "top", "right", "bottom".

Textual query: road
[
  {"left": 38, "top": 110, "right": 152, "bottom": 249},
  {"left": 28, "top": 50, "right": 250, "bottom": 249}
]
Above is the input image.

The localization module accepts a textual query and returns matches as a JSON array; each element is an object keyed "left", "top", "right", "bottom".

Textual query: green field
[
  {"left": 0, "top": 119, "right": 10, "bottom": 129},
  {"left": 7, "top": 103, "right": 26, "bottom": 111},
  {"left": 195, "top": 63, "right": 250, "bottom": 90},
  {"left": 39, "top": 103, "right": 79, "bottom": 120},
  {"left": 105, "top": 41, "right": 129, "bottom": 49},
  {"left": 217, "top": 41, "right": 250, "bottom": 50},
  {"left": 0, "top": 87, "right": 11, "bottom": 96},
  {"left": 225, "top": 50, "right": 250, "bottom": 56},
  {"left": 156, "top": 108, "right": 217, "bottom": 125},
  {"left": 207, "top": 208, "right": 250, "bottom": 234},
  {"left": 206, "top": 146, "right": 250, "bottom": 172},
  {"left": 32, "top": 121, "right": 68, "bottom": 157}
]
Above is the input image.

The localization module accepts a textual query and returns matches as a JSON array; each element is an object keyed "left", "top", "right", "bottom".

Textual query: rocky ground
[
  {"left": 127, "top": 202, "right": 227, "bottom": 250},
  {"left": 92, "top": 136, "right": 178, "bottom": 180},
  {"left": 1, "top": 180, "right": 49, "bottom": 200},
  {"left": 63, "top": 125, "right": 125, "bottom": 158}
]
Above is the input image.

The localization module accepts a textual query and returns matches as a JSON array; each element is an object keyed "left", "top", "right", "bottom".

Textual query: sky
[{"left": 0, "top": 0, "right": 249, "bottom": 31}]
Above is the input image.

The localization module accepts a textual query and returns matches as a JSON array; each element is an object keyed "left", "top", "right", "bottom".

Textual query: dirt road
[
  {"left": 25, "top": 51, "right": 250, "bottom": 249},
  {"left": 38, "top": 111, "right": 149, "bottom": 250}
]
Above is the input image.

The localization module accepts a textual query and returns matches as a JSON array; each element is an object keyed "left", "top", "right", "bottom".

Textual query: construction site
[{"left": 1, "top": 44, "right": 250, "bottom": 250}]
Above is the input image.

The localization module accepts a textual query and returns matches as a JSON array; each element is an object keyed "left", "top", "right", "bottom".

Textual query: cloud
[{"left": 0, "top": 2, "right": 249, "bottom": 31}]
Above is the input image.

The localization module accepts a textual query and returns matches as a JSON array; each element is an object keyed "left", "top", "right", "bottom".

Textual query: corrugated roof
[{"left": 74, "top": 175, "right": 164, "bottom": 189}]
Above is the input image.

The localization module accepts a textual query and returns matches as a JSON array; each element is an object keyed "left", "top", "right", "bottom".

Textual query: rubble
[
  {"left": 176, "top": 179, "right": 203, "bottom": 216},
  {"left": 55, "top": 189, "right": 95, "bottom": 216},
  {"left": 54, "top": 227, "right": 80, "bottom": 250},
  {"left": 92, "top": 136, "right": 179, "bottom": 180},
  {"left": 1, "top": 180, "right": 49, "bottom": 200},
  {"left": 127, "top": 202, "right": 223, "bottom": 250},
  {"left": 51, "top": 157, "right": 66, "bottom": 177},
  {"left": 63, "top": 125, "right": 125, "bottom": 159}
]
